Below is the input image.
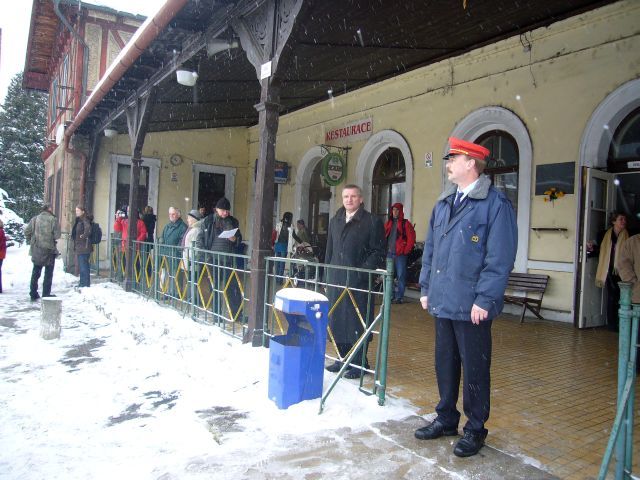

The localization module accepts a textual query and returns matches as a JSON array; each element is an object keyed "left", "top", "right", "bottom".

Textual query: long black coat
[{"left": 325, "top": 206, "right": 385, "bottom": 344}]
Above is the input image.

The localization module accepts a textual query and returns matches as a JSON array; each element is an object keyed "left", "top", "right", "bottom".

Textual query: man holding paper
[{"left": 197, "top": 197, "right": 242, "bottom": 258}]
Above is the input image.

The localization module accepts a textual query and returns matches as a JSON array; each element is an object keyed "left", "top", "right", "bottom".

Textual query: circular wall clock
[{"left": 169, "top": 154, "right": 183, "bottom": 166}]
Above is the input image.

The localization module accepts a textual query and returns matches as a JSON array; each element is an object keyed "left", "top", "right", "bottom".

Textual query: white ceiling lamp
[
  {"left": 104, "top": 128, "right": 118, "bottom": 138},
  {"left": 176, "top": 69, "right": 198, "bottom": 87}
]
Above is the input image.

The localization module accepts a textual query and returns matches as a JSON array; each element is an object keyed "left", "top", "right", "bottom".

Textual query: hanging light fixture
[{"left": 176, "top": 69, "right": 198, "bottom": 87}]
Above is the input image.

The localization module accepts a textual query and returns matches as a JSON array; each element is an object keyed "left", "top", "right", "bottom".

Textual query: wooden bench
[{"left": 504, "top": 273, "right": 550, "bottom": 324}]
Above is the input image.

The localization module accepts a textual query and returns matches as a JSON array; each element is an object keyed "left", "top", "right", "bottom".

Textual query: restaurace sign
[{"left": 324, "top": 118, "right": 373, "bottom": 144}]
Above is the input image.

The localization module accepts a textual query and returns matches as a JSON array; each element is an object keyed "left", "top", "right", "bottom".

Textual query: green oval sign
[{"left": 321, "top": 153, "right": 345, "bottom": 186}]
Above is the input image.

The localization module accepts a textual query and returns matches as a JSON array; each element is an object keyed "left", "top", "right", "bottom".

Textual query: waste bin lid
[{"left": 274, "top": 288, "right": 328, "bottom": 314}]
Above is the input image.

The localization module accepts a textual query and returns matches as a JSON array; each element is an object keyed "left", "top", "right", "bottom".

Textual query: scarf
[{"left": 595, "top": 228, "right": 629, "bottom": 288}]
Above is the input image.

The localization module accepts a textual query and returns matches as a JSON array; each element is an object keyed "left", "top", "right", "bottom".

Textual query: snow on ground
[{"left": 0, "top": 245, "right": 418, "bottom": 479}]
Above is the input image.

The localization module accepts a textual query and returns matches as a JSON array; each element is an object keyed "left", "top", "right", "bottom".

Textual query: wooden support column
[
  {"left": 247, "top": 81, "right": 281, "bottom": 345},
  {"left": 232, "top": 0, "right": 305, "bottom": 345},
  {"left": 85, "top": 132, "right": 101, "bottom": 214},
  {"left": 123, "top": 89, "right": 156, "bottom": 291}
]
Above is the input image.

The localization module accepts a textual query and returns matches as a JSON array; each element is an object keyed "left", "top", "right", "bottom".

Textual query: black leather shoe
[
  {"left": 325, "top": 361, "right": 343, "bottom": 373},
  {"left": 30, "top": 294, "right": 40, "bottom": 301},
  {"left": 414, "top": 420, "right": 458, "bottom": 440},
  {"left": 453, "top": 430, "right": 486, "bottom": 457}
]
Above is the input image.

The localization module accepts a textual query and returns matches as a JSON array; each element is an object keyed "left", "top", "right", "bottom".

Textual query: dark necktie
[{"left": 452, "top": 191, "right": 464, "bottom": 215}]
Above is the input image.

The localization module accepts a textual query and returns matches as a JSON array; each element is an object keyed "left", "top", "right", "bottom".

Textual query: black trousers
[
  {"left": 0, "top": 258, "right": 3, "bottom": 293},
  {"left": 30, "top": 263, "right": 54, "bottom": 298},
  {"left": 605, "top": 274, "right": 621, "bottom": 332},
  {"left": 434, "top": 317, "right": 492, "bottom": 436}
]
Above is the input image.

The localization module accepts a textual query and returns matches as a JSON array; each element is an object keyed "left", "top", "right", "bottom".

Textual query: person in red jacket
[
  {"left": 0, "top": 219, "right": 6, "bottom": 293},
  {"left": 113, "top": 206, "right": 147, "bottom": 253},
  {"left": 384, "top": 202, "right": 416, "bottom": 303}
]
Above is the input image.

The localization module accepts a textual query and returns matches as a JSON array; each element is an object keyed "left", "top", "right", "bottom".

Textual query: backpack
[{"left": 90, "top": 222, "right": 102, "bottom": 244}]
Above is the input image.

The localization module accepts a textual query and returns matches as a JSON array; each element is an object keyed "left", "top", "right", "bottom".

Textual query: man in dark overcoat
[
  {"left": 414, "top": 137, "right": 517, "bottom": 458},
  {"left": 324, "top": 184, "right": 385, "bottom": 379}
]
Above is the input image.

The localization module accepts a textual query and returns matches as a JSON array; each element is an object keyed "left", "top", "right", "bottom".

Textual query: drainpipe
[{"left": 53, "top": 0, "right": 88, "bottom": 103}]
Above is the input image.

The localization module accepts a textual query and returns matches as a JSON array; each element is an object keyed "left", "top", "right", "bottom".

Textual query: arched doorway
[
  {"left": 295, "top": 146, "right": 334, "bottom": 262},
  {"left": 578, "top": 79, "right": 640, "bottom": 327},
  {"left": 356, "top": 130, "right": 413, "bottom": 221},
  {"left": 371, "top": 147, "right": 406, "bottom": 224},
  {"left": 477, "top": 131, "right": 520, "bottom": 213}
]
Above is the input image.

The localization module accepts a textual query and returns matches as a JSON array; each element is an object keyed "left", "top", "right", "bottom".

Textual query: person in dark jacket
[
  {"left": 324, "top": 184, "right": 385, "bottom": 379},
  {"left": 414, "top": 137, "right": 517, "bottom": 458},
  {"left": 71, "top": 205, "right": 93, "bottom": 287},
  {"left": 384, "top": 202, "right": 416, "bottom": 303},
  {"left": 24, "top": 203, "right": 61, "bottom": 300},
  {"left": 142, "top": 206, "right": 157, "bottom": 243}
]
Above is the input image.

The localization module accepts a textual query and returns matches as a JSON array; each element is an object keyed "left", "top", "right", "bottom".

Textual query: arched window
[
  {"left": 608, "top": 106, "right": 640, "bottom": 172},
  {"left": 371, "top": 147, "right": 406, "bottom": 223},
  {"left": 477, "top": 131, "right": 519, "bottom": 212}
]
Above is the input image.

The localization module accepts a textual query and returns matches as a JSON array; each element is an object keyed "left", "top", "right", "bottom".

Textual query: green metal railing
[
  {"left": 598, "top": 282, "right": 638, "bottom": 480},
  {"left": 109, "top": 235, "right": 251, "bottom": 340},
  {"left": 263, "top": 256, "right": 394, "bottom": 411},
  {"left": 108, "top": 234, "right": 394, "bottom": 411}
]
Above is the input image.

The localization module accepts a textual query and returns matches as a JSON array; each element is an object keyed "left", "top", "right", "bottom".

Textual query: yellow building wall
[
  {"left": 88, "top": 0, "right": 640, "bottom": 316},
  {"left": 92, "top": 128, "right": 249, "bottom": 239},
  {"left": 245, "top": 0, "right": 640, "bottom": 314}
]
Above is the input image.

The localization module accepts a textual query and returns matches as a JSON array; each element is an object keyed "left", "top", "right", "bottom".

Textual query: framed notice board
[{"left": 535, "top": 162, "right": 575, "bottom": 195}]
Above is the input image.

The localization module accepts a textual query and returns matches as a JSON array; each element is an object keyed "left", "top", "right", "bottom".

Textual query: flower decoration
[{"left": 543, "top": 187, "right": 565, "bottom": 204}]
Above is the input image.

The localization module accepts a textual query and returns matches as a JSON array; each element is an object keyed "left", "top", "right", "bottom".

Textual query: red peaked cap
[{"left": 444, "top": 137, "right": 490, "bottom": 161}]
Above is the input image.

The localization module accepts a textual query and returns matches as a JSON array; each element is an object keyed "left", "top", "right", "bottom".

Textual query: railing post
[
  {"left": 190, "top": 241, "right": 197, "bottom": 319},
  {"left": 376, "top": 257, "right": 394, "bottom": 406},
  {"left": 625, "top": 303, "right": 639, "bottom": 476},
  {"left": 616, "top": 282, "right": 632, "bottom": 479},
  {"left": 153, "top": 238, "right": 159, "bottom": 302}
]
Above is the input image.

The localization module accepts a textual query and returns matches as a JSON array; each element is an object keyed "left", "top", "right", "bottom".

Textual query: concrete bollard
[{"left": 40, "top": 298, "right": 62, "bottom": 340}]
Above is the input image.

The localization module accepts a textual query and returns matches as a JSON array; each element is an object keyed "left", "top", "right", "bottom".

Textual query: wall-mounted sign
[
  {"left": 324, "top": 117, "right": 373, "bottom": 144},
  {"left": 424, "top": 152, "right": 433, "bottom": 168},
  {"left": 260, "top": 61, "right": 272, "bottom": 80},
  {"left": 627, "top": 161, "right": 640, "bottom": 169},
  {"left": 274, "top": 161, "right": 289, "bottom": 184},
  {"left": 254, "top": 159, "right": 289, "bottom": 184},
  {"left": 321, "top": 152, "right": 346, "bottom": 186}
]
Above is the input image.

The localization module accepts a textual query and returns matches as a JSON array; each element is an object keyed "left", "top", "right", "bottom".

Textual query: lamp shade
[
  {"left": 104, "top": 128, "right": 118, "bottom": 138},
  {"left": 176, "top": 70, "right": 198, "bottom": 87}
]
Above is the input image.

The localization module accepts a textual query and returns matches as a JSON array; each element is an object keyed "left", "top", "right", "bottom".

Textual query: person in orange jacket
[
  {"left": 113, "top": 205, "right": 147, "bottom": 252},
  {"left": 384, "top": 202, "right": 416, "bottom": 303}
]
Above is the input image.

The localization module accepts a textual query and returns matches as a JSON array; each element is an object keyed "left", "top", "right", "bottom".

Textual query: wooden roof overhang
[
  {"left": 70, "top": 0, "right": 617, "bottom": 138},
  {"left": 23, "top": 0, "right": 145, "bottom": 92}
]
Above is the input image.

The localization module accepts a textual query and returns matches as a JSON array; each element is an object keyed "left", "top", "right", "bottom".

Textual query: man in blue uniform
[{"left": 415, "top": 137, "right": 517, "bottom": 457}]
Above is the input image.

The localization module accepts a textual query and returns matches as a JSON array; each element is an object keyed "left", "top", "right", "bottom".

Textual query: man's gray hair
[{"left": 169, "top": 207, "right": 181, "bottom": 216}]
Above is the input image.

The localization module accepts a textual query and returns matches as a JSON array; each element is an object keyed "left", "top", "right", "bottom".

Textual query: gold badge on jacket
[{"left": 471, "top": 234, "right": 479, "bottom": 243}]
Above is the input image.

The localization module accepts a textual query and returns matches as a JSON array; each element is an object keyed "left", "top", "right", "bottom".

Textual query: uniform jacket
[
  {"left": 616, "top": 234, "right": 640, "bottom": 304},
  {"left": 24, "top": 210, "right": 61, "bottom": 266},
  {"left": 325, "top": 205, "right": 385, "bottom": 344},
  {"left": 71, "top": 216, "right": 92, "bottom": 255},
  {"left": 113, "top": 217, "right": 148, "bottom": 252},
  {"left": 419, "top": 174, "right": 517, "bottom": 321},
  {"left": 384, "top": 203, "right": 416, "bottom": 256}
]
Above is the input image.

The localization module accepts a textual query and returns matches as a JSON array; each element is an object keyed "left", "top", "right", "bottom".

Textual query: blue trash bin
[{"left": 268, "top": 288, "right": 329, "bottom": 409}]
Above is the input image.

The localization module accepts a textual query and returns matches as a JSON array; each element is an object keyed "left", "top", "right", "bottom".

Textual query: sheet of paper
[{"left": 218, "top": 227, "right": 238, "bottom": 239}]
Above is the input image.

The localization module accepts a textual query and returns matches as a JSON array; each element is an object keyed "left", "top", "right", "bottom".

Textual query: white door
[{"left": 578, "top": 168, "right": 615, "bottom": 328}]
